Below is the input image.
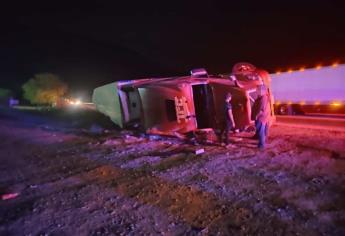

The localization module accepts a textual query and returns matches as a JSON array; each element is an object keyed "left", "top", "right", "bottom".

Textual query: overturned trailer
[{"left": 92, "top": 63, "right": 274, "bottom": 136}]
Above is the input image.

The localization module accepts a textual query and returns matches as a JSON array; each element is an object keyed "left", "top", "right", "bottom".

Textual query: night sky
[{"left": 1, "top": 1, "right": 345, "bottom": 100}]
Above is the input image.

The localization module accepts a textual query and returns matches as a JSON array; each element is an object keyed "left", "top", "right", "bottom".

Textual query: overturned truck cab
[{"left": 92, "top": 63, "right": 274, "bottom": 136}]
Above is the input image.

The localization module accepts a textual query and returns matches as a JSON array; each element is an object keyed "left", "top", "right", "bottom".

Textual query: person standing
[
  {"left": 252, "top": 85, "right": 271, "bottom": 149},
  {"left": 220, "top": 93, "right": 235, "bottom": 145}
]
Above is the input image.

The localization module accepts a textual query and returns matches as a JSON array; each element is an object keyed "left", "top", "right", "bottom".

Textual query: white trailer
[{"left": 270, "top": 64, "right": 345, "bottom": 115}]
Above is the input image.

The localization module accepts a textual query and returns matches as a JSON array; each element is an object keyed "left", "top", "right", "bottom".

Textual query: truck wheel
[{"left": 278, "top": 105, "right": 293, "bottom": 115}]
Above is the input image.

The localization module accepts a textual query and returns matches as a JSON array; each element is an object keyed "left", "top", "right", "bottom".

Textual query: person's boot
[{"left": 225, "top": 134, "right": 229, "bottom": 145}]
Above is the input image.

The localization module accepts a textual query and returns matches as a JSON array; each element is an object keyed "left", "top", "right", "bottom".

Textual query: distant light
[
  {"left": 287, "top": 101, "right": 292, "bottom": 105},
  {"left": 276, "top": 71, "right": 281, "bottom": 75},
  {"left": 299, "top": 67, "right": 305, "bottom": 72},
  {"left": 332, "top": 62, "right": 339, "bottom": 67},
  {"left": 316, "top": 64, "right": 322, "bottom": 70},
  {"left": 314, "top": 101, "right": 320, "bottom": 105},
  {"left": 331, "top": 101, "right": 342, "bottom": 106},
  {"left": 69, "top": 99, "right": 82, "bottom": 106},
  {"left": 299, "top": 101, "right": 305, "bottom": 105},
  {"left": 287, "top": 69, "right": 293, "bottom": 73},
  {"left": 275, "top": 100, "right": 281, "bottom": 105}
]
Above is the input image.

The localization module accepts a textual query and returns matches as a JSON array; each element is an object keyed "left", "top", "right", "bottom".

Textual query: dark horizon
[{"left": 1, "top": 1, "right": 345, "bottom": 99}]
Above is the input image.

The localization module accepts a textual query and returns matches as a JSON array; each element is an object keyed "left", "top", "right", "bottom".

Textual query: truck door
[
  {"left": 209, "top": 82, "right": 251, "bottom": 130},
  {"left": 192, "top": 84, "right": 217, "bottom": 129},
  {"left": 119, "top": 87, "right": 142, "bottom": 125}
]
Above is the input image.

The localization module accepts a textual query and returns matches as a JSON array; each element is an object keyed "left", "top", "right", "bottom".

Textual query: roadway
[{"left": 275, "top": 115, "right": 345, "bottom": 132}]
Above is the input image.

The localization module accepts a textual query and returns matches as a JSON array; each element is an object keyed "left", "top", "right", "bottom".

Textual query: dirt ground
[{"left": 0, "top": 108, "right": 345, "bottom": 236}]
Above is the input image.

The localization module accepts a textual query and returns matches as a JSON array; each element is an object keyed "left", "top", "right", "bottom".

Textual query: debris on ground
[
  {"left": 0, "top": 108, "right": 345, "bottom": 235},
  {"left": 194, "top": 148, "right": 205, "bottom": 155},
  {"left": 1, "top": 193, "right": 19, "bottom": 200}
]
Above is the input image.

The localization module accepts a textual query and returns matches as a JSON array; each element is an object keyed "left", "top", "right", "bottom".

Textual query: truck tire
[{"left": 278, "top": 104, "right": 293, "bottom": 115}]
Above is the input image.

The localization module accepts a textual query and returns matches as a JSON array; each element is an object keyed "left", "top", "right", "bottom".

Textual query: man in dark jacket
[
  {"left": 220, "top": 92, "right": 235, "bottom": 145},
  {"left": 251, "top": 85, "right": 271, "bottom": 149}
]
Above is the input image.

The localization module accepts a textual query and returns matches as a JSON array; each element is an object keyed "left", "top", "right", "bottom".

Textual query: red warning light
[{"left": 299, "top": 101, "right": 306, "bottom": 105}]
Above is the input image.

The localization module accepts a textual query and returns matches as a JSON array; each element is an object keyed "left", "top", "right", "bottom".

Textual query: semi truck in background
[
  {"left": 270, "top": 64, "right": 345, "bottom": 115},
  {"left": 92, "top": 62, "right": 274, "bottom": 136}
]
